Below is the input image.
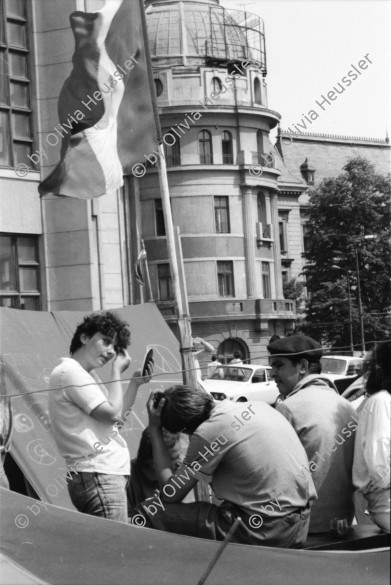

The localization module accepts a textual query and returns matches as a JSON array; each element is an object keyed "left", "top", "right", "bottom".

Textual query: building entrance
[{"left": 217, "top": 338, "right": 250, "bottom": 364}]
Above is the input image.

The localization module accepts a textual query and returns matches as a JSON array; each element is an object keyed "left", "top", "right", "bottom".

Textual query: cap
[{"left": 267, "top": 335, "right": 323, "bottom": 361}]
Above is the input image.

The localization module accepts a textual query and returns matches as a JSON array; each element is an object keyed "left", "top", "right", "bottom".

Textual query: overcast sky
[{"left": 222, "top": 0, "right": 391, "bottom": 140}]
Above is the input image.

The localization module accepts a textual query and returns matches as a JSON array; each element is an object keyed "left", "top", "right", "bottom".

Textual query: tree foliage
[
  {"left": 301, "top": 157, "right": 391, "bottom": 349},
  {"left": 283, "top": 278, "right": 304, "bottom": 301}
]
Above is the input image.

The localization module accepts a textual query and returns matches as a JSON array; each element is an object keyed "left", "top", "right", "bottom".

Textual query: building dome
[{"left": 145, "top": 0, "right": 266, "bottom": 71}]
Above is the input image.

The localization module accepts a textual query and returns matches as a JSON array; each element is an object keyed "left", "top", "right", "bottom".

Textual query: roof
[
  {"left": 276, "top": 130, "right": 391, "bottom": 184},
  {"left": 146, "top": 0, "right": 266, "bottom": 68}
]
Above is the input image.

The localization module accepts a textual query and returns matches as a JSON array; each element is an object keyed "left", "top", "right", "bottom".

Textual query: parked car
[
  {"left": 201, "top": 364, "right": 278, "bottom": 404},
  {"left": 320, "top": 356, "right": 364, "bottom": 382},
  {"left": 341, "top": 375, "right": 367, "bottom": 410}
]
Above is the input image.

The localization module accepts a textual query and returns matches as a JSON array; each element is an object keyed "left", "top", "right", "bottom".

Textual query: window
[
  {"left": 211, "top": 77, "right": 222, "bottom": 94},
  {"left": 262, "top": 262, "right": 271, "bottom": 299},
  {"left": 214, "top": 196, "right": 230, "bottom": 234},
  {"left": 158, "top": 263, "right": 172, "bottom": 301},
  {"left": 254, "top": 77, "right": 262, "bottom": 105},
  {"left": 222, "top": 130, "right": 233, "bottom": 164},
  {"left": 257, "top": 192, "right": 267, "bottom": 225},
  {"left": 217, "top": 261, "right": 234, "bottom": 297},
  {"left": 154, "top": 78, "right": 163, "bottom": 97},
  {"left": 302, "top": 223, "right": 311, "bottom": 254},
  {"left": 0, "top": 234, "right": 40, "bottom": 309},
  {"left": 164, "top": 138, "right": 180, "bottom": 167},
  {"left": 278, "top": 211, "right": 289, "bottom": 253},
  {"left": 199, "top": 130, "right": 213, "bottom": 164},
  {"left": 0, "top": 0, "right": 34, "bottom": 168},
  {"left": 154, "top": 199, "right": 166, "bottom": 236},
  {"left": 252, "top": 369, "right": 267, "bottom": 383},
  {"left": 256, "top": 130, "right": 264, "bottom": 155}
]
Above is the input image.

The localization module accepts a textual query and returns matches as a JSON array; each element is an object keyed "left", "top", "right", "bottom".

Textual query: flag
[
  {"left": 39, "top": 0, "right": 157, "bottom": 199},
  {"left": 134, "top": 243, "right": 147, "bottom": 286}
]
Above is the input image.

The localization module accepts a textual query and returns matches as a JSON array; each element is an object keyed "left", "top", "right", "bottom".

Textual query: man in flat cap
[{"left": 268, "top": 335, "right": 357, "bottom": 536}]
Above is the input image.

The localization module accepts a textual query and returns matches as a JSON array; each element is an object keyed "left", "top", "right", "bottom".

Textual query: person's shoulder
[
  {"left": 50, "top": 357, "right": 69, "bottom": 376},
  {"left": 364, "top": 390, "right": 390, "bottom": 413}
]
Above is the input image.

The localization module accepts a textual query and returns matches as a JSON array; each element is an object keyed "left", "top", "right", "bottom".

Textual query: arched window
[
  {"left": 154, "top": 78, "right": 163, "bottom": 97},
  {"left": 257, "top": 191, "right": 267, "bottom": 225},
  {"left": 199, "top": 130, "right": 213, "bottom": 164},
  {"left": 222, "top": 130, "right": 233, "bottom": 164},
  {"left": 254, "top": 77, "right": 262, "bottom": 105},
  {"left": 211, "top": 76, "right": 223, "bottom": 94},
  {"left": 257, "top": 130, "right": 264, "bottom": 156},
  {"left": 217, "top": 338, "right": 250, "bottom": 364}
]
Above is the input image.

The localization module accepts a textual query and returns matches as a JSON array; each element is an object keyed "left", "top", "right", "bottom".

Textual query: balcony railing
[{"left": 252, "top": 152, "right": 275, "bottom": 168}]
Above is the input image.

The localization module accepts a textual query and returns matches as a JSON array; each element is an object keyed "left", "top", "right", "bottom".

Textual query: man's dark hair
[
  {"left": 366, "top": 341, "right": 391, "bottom": 395},
  {"left": 233, "top": 351, "right": 241, "bottom": 359},
  {"left": 69, "top": 311, "right": 130, "bottom": 355},
  {"left": 285, "top": 355, "right": 322, "bottom": 374},
  {"left": 211, "top": 354, "right": 218, "bottom": 362},
  {"left": 160, "top": 385, "right": 214, "bottom": 434}
]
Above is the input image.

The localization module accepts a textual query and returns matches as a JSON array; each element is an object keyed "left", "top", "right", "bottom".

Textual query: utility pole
[
  {"left": 346, "top": 272, "right": 354, "bottom": 354},
  {"left": 354, "top": 245, "right": 365, "bottom": 356}
]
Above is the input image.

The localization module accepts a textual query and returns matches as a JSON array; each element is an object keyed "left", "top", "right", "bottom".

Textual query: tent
[
  {"left": 0, "top": 305, "right": 389, "bottom": 585},
  {"left": 0, "top": 304, "right": 182, "bottom": 508},
  {"left": 1, "top": 488, "right": 389, "bottom": 585}
]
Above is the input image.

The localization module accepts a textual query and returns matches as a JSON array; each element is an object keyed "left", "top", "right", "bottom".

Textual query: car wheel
[{"left": 236, "top": 397, "right": 247, "bottom": 402}]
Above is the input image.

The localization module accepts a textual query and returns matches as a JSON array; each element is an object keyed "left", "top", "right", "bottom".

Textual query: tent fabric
[
  {"left": 1, "top": 488, "right": 389, "bottom": 585},
  {"left": 0, "top": 554, "right": 50, "bottom": 585},
  {"left": 0, "top": 304, "right": 182, "bottom": 509}
]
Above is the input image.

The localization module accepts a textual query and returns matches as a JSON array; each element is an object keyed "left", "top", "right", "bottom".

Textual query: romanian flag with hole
[{"left": 39, "top": 0, "right": 157, "bottom": 199}]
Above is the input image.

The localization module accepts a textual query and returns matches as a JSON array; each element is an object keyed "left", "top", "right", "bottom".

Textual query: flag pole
[{"left": 138, "top": 0, "right": 199, "bottom": 389}]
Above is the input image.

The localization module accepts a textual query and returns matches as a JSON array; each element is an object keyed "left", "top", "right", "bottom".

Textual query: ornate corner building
[{"left": 132, "top": 0, "right": 302, "bottom": 366}]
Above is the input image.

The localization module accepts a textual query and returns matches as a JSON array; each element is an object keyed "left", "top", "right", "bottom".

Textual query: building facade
[
  {"left": 275, "top": 129, "right": 391, "bottom": 287},
  {"left": 135, "top": 0, "right": 301, "bottom": 365}
]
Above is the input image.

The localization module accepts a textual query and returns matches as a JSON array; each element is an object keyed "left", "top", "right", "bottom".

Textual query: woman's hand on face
[
  {"left": 147, "top": 392, "right": 165, "bottom": 429},
  {"left": 112, "top": 349, "right": 131, "bottom": 374}
]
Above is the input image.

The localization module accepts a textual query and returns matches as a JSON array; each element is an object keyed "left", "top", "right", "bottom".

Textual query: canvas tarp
[
  {"left": 1, "top": 488, "right": 389, "bottom": 585},
  {"left": 0, "top": 304, "right": 182, "bottom": 508}
]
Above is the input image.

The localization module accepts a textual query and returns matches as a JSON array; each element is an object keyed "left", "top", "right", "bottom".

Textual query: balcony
[
  {"left": 254, "top": 298, "right": 296, "bottom": 331},
  {"left": 186, "top": 298, "right": 296, "bottom": 323},
  {"left": 252, "top": 151, "right": 276, "bottom": 169}
]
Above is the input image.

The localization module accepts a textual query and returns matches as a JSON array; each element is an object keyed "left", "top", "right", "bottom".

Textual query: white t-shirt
[
  {"left": 353, "top": 390, "right": 390, "bottom": 493},
  {"left": 48, "top": 358, "right": 130, "bottom": 475}
]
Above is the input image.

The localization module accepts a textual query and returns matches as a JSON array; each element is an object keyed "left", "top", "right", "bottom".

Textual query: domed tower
[{"left": 134, "top": 0, "right": 297, "bottom": 366}]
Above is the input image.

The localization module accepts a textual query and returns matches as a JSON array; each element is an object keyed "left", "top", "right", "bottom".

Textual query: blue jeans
[{"left": 67, "top": 472, "right": 129, "bottom": 523}]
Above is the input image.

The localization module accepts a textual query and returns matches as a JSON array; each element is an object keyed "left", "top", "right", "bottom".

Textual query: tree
[
  {"left": 283, "top": 277, "right": 304, "bottom": 301},
  {"left": 301, "top": 157, "right": 391, "bottom": 350}
]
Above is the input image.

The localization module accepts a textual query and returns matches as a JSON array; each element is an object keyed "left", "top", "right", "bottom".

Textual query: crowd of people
[{"left": 4, "top": 311, "right": 388, "bottom": 547}]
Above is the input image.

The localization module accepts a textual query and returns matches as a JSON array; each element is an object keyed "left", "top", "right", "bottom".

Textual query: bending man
[{"left": 133, "top": 385, "right": 316, "bottom": 547}]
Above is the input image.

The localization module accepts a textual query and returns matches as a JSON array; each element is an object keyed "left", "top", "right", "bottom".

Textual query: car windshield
[
  {"left": 209, "top": 366, "right": 252, "bottom": 382},
  {"left": 321, "top": 358, "right": 347, "bottom": 375}
]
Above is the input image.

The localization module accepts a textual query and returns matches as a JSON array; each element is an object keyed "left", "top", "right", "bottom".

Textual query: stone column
[{"left": 241, "top": 185, "right": 257, "bottom": 298}]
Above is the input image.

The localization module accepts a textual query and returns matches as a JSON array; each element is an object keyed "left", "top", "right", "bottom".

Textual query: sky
[{"left": 222, "top": 0, "right": 391, "bottom": 140}]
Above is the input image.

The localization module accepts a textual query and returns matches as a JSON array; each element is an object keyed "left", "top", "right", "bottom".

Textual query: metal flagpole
[{"left": 138, "top": 0, "right": 199, "bottom": 388}]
